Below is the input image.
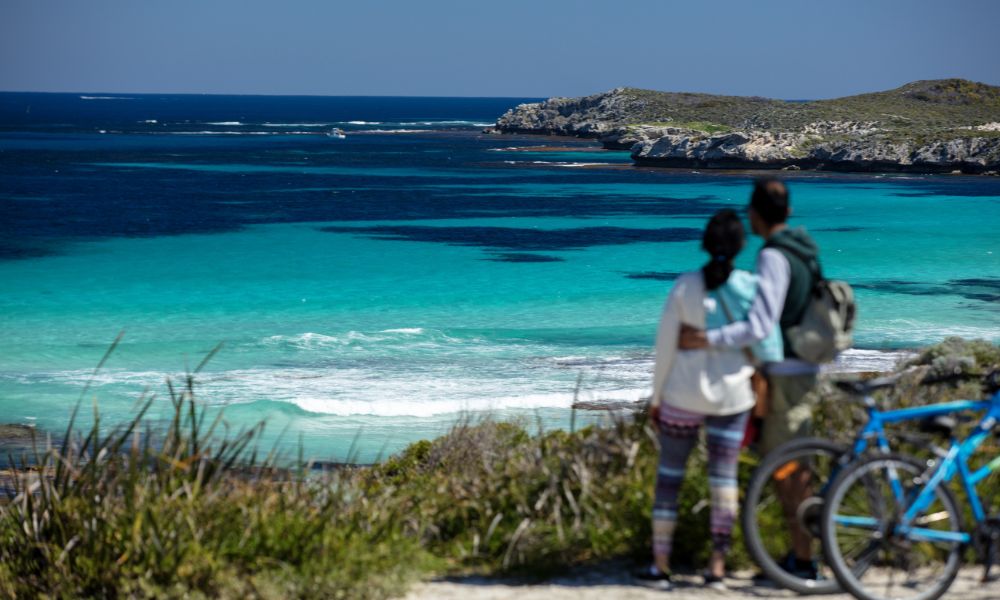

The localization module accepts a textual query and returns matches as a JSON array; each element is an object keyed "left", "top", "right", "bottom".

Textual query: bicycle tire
[
  {"left": 821, "top": 452, "right": 964, "bottom": 600},
  {"left": 742, "top": 437, "right": 849, "bottom": 594}
]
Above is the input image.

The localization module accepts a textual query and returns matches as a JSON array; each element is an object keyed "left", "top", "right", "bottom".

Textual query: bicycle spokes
[{"left": 826, "top": 456, "right": 964, "bottom": 600}]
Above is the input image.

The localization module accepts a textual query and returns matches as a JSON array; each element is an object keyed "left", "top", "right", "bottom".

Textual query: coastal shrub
[
  {"left": 361, "top": 411, "right": 760, "bottom": 575},
  {"left": 619, "top": 79, "right": 1000, "bottom": 140},
  {"left": 364, "top": 416, "right": 658, "bottom": 575},
  {"left": 0, "top": 376, "right": 429, "bottom": 599}
]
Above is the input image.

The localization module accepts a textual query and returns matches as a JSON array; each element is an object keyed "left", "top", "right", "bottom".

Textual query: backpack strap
[
  {"left": 715, "top": 291, "right": 760, "bottom": 366},
  {"left": 766, "top": 238, "right": 824, "bottom": 286}
]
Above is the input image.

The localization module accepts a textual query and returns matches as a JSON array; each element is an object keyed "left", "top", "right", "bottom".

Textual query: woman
[{"left": 636, "top": 209, "right": 782, "bottom": 591}]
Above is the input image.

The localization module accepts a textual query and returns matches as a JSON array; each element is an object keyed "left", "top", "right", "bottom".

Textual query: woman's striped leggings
[{"left": 652, "top": 404, "right": 749, "bottom": 558}]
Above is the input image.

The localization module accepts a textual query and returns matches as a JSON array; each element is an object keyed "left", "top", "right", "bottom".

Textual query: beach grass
[{"left": 1, "top": 338, "right": 997, "bottom": 598}]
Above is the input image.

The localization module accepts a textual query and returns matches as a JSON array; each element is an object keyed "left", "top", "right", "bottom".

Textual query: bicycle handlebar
[
  {"left": 832, "top": 369, "right": 997, "bottom": 398},
  {"left": 833, "top": 373, "right": 904, "bottom": 397},
  {"left": 919, "top": 371, "right": 981, "bottom": 386}
]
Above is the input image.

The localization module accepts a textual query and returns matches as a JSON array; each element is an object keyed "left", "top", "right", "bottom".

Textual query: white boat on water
[{"left": 327, "top": 128, "right": 346, "bottom": 139}]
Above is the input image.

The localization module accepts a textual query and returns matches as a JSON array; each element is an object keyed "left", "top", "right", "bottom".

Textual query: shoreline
[
  {"left": 485, "top": 134, "right": 1000, "bottom": 177},
  {"left": 488, "top": 129, "right": 1000, "bottom": 176},
  {"left": 0, "top": 348, "right": 916, "bottom": 468}
]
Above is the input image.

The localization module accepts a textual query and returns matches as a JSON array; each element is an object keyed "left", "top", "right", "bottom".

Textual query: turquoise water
[{"left": 1, "top": 94, "right": 998, "bottom": 462}]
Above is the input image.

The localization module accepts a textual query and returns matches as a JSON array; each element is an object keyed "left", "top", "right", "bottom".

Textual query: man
[{"left": 679, "top": 178, "right": 821, "bottom": 578}]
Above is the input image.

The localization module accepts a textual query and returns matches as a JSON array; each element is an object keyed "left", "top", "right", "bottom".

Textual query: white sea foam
[
  {"left": 355, "top": 129, "right": 432, "bottom": 134},
  {"left": 262, "top": 122, "right": 329, "bottom": 127},
  {"left": 166, "top": 131, "right": 267, "bottom": 135},
  {"left": 291, "top": 390, "right": 579, "bottom": 417},
  {"left": 27, "top": 332, "right": 655, "bottom": 417},
  {"left": 259, "top": 329, "right": 475, "bottom": 352},
  {"left": 79, "top": 95, "right": 134, "bottom": 100},
  {"left": 17, "top": 336, "right": 924, "bottom": 419},
  {"left": 141, "top": 119, "right": 158, "bottom": 124},
  {"left": 342, "top": 121, "right": 382, "bottom": 125},
  {"left": 36, "top": 368, "right": 573, "bottom": 417},
  {"left": 164, "top": 131, "right": 317, "bottom": 136},
  {"left": 860, "top": 321, "right": 999, "bottom": 347},
  {"left": 394, "top": 120, "right": 483, "bottom": 126},
  {"left": 536, "top": 161, "right": 612, "bottom": 168},
  {"left": 826, "top": 349, "right": 914, "bottom": 373},
  {"left": 29, "top": 365, "right": 607, "bottom": 417},
  {"left": 504, "top": 160, "right": 613, "bottom": 168},
  {"left": 204, "top": 121, "right": 244, "bottom": 126}
]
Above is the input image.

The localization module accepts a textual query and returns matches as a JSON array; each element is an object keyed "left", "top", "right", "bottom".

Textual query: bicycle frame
[
  {"left": 835, "top": 389, "right": 1000, "bottom": 545},
  {"left": 851, "top": 398, "right": 995, "bottom": 457},
  {"left": 895, "top": 389, "right": 1000, "bottom": 544}
]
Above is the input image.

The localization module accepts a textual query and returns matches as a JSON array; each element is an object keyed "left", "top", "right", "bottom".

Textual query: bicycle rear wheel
[
  {"left": 821, "top": 453, "right": 964, "bottom": 600},
  {"left": 742, "top": 437, "right": 848, "bottom": 594}
]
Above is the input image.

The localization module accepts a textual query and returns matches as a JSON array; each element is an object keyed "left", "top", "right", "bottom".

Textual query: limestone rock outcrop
[{"left": 493, "top": 81, "right": 1000, "bottom": 174}]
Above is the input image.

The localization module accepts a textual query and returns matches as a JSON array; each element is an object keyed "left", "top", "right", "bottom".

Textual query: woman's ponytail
[{"left": 700, "top": 209, "right": 745, "bottom": 291}]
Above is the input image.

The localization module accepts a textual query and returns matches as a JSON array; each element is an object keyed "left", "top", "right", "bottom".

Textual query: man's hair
[{"left": 750, "top": 178, "right": 789, "bottom": 225}]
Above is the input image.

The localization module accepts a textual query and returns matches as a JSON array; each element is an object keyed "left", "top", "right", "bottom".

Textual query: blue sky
[{"left": 2, "top": 0, "right": 999, "bottom": 99}]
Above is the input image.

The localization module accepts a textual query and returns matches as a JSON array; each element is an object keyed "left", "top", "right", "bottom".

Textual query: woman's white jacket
[{"left": 650, "top": 271, "right": 757, "bottom": 416}]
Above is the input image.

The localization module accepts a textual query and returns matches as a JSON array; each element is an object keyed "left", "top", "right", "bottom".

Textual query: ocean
[{"left": 1, "top": 92, "right": 998, "bottom": 462}]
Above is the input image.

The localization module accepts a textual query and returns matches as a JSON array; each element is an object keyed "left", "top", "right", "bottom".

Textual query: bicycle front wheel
[
  {"left": 821, "top": 453, "right": 965, "bottom": 600},
  {"left": 742, "top": 437, "right": 848, "bottom": 595}
]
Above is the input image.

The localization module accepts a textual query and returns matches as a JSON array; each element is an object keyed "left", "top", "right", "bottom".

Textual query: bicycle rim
[
  {"left": 742, "top": 437, "right": 847, "bottom": 594},
  {"left": 822, "top": 454, "right": 963, "bottom": 600}
]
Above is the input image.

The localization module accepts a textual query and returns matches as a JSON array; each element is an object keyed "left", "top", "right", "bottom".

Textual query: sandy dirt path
[{"left": 405, "top": 568, "right": 998, "bottom": 600}]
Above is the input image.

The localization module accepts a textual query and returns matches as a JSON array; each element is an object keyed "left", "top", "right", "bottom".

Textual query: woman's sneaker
[
  {"left": 633, "top": 564, "right": 673, "bottom": 590},
  {"left": 702, "top": 572, "right": 728, "bottom": 592}
]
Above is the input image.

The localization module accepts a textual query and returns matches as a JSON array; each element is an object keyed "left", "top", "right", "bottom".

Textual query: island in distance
[{"left": 490, "top": 79, "right": 1000, "bottom": 174}]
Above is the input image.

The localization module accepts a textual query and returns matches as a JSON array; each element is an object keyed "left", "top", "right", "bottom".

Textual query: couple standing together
[{"left": 641, "top": 179, "right": 822, "bottom": 590}]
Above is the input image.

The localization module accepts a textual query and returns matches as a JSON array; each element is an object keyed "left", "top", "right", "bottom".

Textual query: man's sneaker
[
  {"left": 785, "top": 554, "right": 821, "bottom": 580},
  {"left": 633, "top": 564, "right": 673, "bottom": 590},
  {"left": 702, "top": 572, "right": 728, "bottom": 592},
  {"left": 753, "top": 553, "right": 821, "bottom": 582}
]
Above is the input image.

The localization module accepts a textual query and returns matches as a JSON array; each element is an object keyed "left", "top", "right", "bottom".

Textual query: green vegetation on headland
[
  {"left": 2, "top": 338, "right": 998, "bottom": 598},
  {"left": 493, "top": 79, "right": 1000, "bottom": 173}
]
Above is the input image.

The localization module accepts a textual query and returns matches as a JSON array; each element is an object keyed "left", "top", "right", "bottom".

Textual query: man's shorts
[{"left": 759, "top": 372, "right": 819, "bottom": 456}]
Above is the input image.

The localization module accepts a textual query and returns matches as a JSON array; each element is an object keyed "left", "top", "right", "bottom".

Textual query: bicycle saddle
[{"left": 833, "top": 375, "right": 901, "bottom": 396}]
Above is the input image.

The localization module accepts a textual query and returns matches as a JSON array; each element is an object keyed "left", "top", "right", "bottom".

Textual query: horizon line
[
  {"left": 2, "top": 76, "right": 995, "bottom": 102},
  {"left": 0, "top": 89, "right": 548, "bottom": 100}
]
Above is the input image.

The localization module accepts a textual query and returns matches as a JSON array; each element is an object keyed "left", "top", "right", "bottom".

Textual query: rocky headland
[{"left": 492, "top": 79, "right": 1000, "bottom": 174}]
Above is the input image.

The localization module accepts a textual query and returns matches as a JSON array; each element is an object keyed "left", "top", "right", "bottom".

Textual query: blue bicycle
[
  {"left": 819, "top": 372, "right": 1000, "bottom": 600},
  {"left": 743, "top": 372, "right": 992, "bottom": 595}
]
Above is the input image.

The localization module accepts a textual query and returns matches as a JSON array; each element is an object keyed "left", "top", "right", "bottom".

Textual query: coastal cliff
[{"left": 493, "top": 79, "right": 1000, "bottom": 174}]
